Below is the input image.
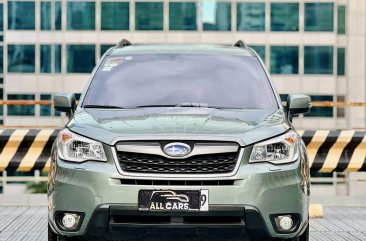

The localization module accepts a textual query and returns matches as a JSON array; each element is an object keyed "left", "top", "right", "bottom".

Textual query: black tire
[
  {"left": 48, "top": 224, "right": 58, "bottom": 241},
  {"left": 298, "top": 223, "right": 309, "bottom": 241}
]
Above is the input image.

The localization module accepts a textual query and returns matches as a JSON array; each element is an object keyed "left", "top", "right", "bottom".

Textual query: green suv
[{"left": 48, "top": 40, "right": 311, "bottom": 241}]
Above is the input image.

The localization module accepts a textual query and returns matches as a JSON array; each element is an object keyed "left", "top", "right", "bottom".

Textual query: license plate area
[{"left": 138, "top": 190, "right": 209, "bottom": 212}]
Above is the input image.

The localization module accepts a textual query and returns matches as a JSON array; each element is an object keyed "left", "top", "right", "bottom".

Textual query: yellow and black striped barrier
[
  {"left": 0, "top": 129, "right": 365, "bottom": 173},
  {"left": 0, "top": 129, "right": 58, "bottom": 173}
]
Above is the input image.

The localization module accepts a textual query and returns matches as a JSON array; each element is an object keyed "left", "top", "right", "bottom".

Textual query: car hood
[{"left": 68, "top": 107, "right": 290, "bottom": 146}]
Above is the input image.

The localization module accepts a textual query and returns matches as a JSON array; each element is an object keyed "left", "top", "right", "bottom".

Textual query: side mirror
[
  {"left": 54, "top": 93, "right": 76, "bottom": 118},
  {"left": 287, "top": 94, "right": 312, "bottom": 122}
]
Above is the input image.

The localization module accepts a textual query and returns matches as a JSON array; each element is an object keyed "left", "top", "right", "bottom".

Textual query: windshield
[{"left": 82, "top": 54, "right": 278, "bottom": 109}]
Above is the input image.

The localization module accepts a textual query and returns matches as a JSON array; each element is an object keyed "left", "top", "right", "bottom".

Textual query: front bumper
[{"left": 48, "top": 146, "right": 309, "bottom": 239}]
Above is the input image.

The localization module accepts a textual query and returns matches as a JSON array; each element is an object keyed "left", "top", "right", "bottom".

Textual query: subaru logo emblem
[{"left": 163, "top": 142, "right": 191, "bottom": 157}]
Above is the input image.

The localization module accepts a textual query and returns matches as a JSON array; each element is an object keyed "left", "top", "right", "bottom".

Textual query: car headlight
[
  {"left": 249, "top": 131, "right": 299, "bottom": 164},
  {"left": 57, "top": 129, "right": 107, "bottom": 163}
]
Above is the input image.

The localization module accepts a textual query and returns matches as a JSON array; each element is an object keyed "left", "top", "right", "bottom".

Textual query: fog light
[
  {"left": 61, "top": 213, "right": 81, "bottom": 230},
  {"left": 278, "top": 216, "right": 293, "bottom": 230}
]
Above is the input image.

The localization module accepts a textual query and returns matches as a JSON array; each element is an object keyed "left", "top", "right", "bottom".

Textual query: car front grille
[{"left": 117, "top": 152, "right": 239, "bottom": 174}]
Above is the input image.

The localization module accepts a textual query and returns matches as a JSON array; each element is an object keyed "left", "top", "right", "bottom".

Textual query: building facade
[{"left": 0, "top": 0, "right": 365, "bottom": 130}]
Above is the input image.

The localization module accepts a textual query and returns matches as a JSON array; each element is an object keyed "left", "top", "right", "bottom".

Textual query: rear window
[{"left": 83, "top": 54, "right": 278, "bottom": 109}]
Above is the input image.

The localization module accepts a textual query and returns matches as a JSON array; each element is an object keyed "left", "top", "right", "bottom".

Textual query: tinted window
[
  {"left": 337, "top": 48, "right": 345, "bottom": 76},
  {"left": 67, "top": 45, "right": 95, "bottom": 73},
  {"left": 169, "top": 2, "right": 197, "bottom": 30},
  {"left": 135, "top": 2, "right": 163, "bottom": 31},
  {"left": 271, "top": 3, "right": 299, "bottom": 31},
  {"left": 8, "top": 94, "right": 35, "bottom": 116},
  {"left": 305, "top": 3, "right": 334, "bottom": 32},
  {"left": 8, "top": 45, "right": 35, "bottom": 73},
  {"left": 41, "top": 1, "right": 62, "bottom": 30},
  {"left": 67, "top": 2, "right": 95, "bottom": 30},
  {"left": 83, "top": 54, "right": 277, "bottom": 109},
  {"left": 237, "top": 3, "right": 265, "bottom": 31},
  {"left": 202, "top": 1, "right": 231, "bottom": 31},
  {"left": 270, "top": 46, "right": 299, "bottom": 74},
  {"left": 304, "top": 46, "right": 333, "bottom": 74},
  {"left": 101, "top": 2, "right": 129, "bottom": 30},
  {"left": 338, "top": 5, "right": 346, "bottom": 34},
  {"left": 8, "top": 1, "right": 35, "bottom": 30},
  {"left": 251, "top": 45, "right": 265, "bottom": 62}
]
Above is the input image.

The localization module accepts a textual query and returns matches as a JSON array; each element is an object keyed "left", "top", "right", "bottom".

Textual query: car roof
[{"left": 108, "top": 44, "right": 255, "bottom": 57}]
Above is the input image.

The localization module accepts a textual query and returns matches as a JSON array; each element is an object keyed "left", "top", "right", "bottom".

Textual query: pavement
[{"left": 0, "top": 206, "right": 366, "bottom": 241}]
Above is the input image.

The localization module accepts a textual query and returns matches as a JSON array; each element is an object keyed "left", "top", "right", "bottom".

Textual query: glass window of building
[
  {"left": 67, "top": 45, "right": 95, "bottom": 73},
  {"left": 40, "top": 94, "right": 52, "bottom": 116},
  {"left": 101, "top": 2, "right": 129, "bottom": 30},
  {"left": 305, "top": 95, "right": 333, "bottom": 117},
  {"left": 305, "top": 3, "right": 334, "bottom": 32},
  {"left": 0, "top": 46, "right": 3, "bottom": 73},
  {"left": 41, "top": 45, "right": 62, "bottom": 73},
  {"left": 237, "top": 3, "right": 265, "bottom": 32},
  {"left": 67, "top": 2, "right": 95, "bottom": 30},
  {"left": 7, "top": 94, "right": 35, "bottom": 116},
  {"left": 0, "top": 4, "right": 3, "bottom": 31},
  {"left": 41, "top": 1, "right": 62, "bottom": 30},
  {"left": 270, "top": 3, "right": 299, "bottom": 32},
  {"left": 202, "top": 1, "right": 231, "bottom": 31},
  {"left": 270, "top": 46, "right": 299, "bottom": 74},
  {"left": 251, "top": 45, "right": 265, "bottom": 62},
  {"left": 101, "top": 44, "right": 114, "bottom": 57},
  {"left": 337, "top": 48, "right": 345, "bottom": 76},
  {"left": 338, "top": 5, "right": 346, "bottom": 34},
  {"left": 169, "top": 2, "right": 197, "bottom": 30},
  {"left": 135, "top": 2, "right": 163, "bottom": 31},
  {"left": 0, "top": 88, "right": 3, "bottom": 116},
  {"left": 8, "top": 45, "right": 35, "bottom": 73},
  {"left": 304, "top": 46, "right": 333, "bottom": 74},
  {"left": 8, "top": 1, "right": 35, "bottom": 30}
]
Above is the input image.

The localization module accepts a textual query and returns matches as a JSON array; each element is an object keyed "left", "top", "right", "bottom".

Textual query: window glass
[
  {"left": 67, "top": 45, "right": 95, "bottom": 73},
  {"left": 338, "top": 5, "right": 346, "bottom": 34},
  {"left": 101, "top": 2, "right": 129, "bottom": 30},
  {"left": 271, "top": 3, "right": 299, "bottom": 31},
  {"left": 135, "top": 2, "right": 163, "bottom": 31},
  {"left": 305, "top": 95, "right": 333, "bottom": 117},
  {"left": 8, "top": 45, "right": 35, "bottom": 73},
  {"left": 55, "top": 45, "right": 62, "bottom": 73},
  {"left": 0, "top": 4, "right": 3, "bottom": 31},
  {"left": 67, "top": 2, "right": 95, "bottom": 30},
  {"left": 8, "top": 1, "right": 35, "bottom": 30},
  {"left": 41, "top": 45, "right": 51, "bottom": 73},
  {"left": 202, "top": 1, "right": 231, "bottom": 31},
  {"left": 84, "top": 54, "right": 277, "bottom": 109},
  {"left": 305, "top": 3, "right": 334, "bottom": 32},
  {"left": 41, "top": 45, "right": 62, "bottom": 73},
  {"left": 337, "top": 48, "right": 345, "bottom": 76},
  {"left": 40, "top": 94, "right": 52, "bottom": 116},
  {"left": 101, "top": 44, "right": 114, "bottom": 57},
  {"left": 251, "top": 45, "right": 265, "bottom": 62},
  {"left": 0, "top": 46, "right": 3, "bottom": 73},
  {"left": 41, "top": 1, "right": 62, "bottom": 30},
  {"left": 0, "top": 88, "right": 2, "bottom": 116},
  {"left": 237, "top": 3, "right": 265, "bottom": 31},
  {"left": 7, "top": 94, "right": 35, "bottom": 116},
  {"left": 304, "top": 46, "right": 333, "bottom": 74},
  {"left": 169, "top": 2, "right": 197, "bottom": 30},
  {"left": 270, "top": 46, "right": 299, "bottom": 74}
]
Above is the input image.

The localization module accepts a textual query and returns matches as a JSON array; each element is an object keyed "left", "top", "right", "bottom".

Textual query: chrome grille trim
[
  {"left": 112, "top": 146, "right": 244, "bottom": 178},
  {"left": 116, "top": 142, "right": 239, "bottom": 159}
]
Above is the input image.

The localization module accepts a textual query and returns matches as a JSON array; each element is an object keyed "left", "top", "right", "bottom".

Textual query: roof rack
[
  {"left": 116, "top": 39, "right": 132, "bottom": 48},
  {"left": 233, "top": 40, "right": 248, "bottom": 49}
]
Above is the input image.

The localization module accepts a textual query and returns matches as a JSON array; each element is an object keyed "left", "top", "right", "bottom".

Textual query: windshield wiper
[
  {"left": 83, "top": 104, "right": 125, "bottom": 109},
  {"left": 129, "top": 104, "right": 177, "bottom": 108}
]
